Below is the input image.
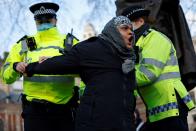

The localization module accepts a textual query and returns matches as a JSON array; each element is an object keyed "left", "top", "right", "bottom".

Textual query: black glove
[
  {"left": 13, "top": 62, "right": 19, "bottom": 72},
  {"left": 25, "top": 62, "right": 39, "bottom": 77}
]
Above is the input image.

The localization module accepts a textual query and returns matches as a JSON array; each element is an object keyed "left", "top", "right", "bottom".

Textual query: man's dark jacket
[{"left": 26, "top": 37, "right": 136, "bottom": 131}]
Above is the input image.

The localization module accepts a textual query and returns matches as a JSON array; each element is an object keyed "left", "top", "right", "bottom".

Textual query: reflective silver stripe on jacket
[
  {"left": 33, "top": 46, "right": 64, "bottom": 52},
  {"left": 140, "top": 65, "right": 180, "bottom": 82},
  {"left": 166, "top": 47, "right": 178, "bottom": 66},
  {"left": 182, "top": 94, "right": 193, "bottom": 104},
  {"left": 20, "top": 40, "right": 28, "bottom": 55},
  {"left": 148, "top": 102, "right": 178, "bottom": 116},
  {"left": 166, "top": 55, "right": 178, "bottom": 66},
  {"left": 140, "top": 46, "right": 178, "bottom": 76},
  {"left": 142, "top": 56, "right": 178, "bottom": 70},
  {"left": 142, "top": 58, "right": 165, "bottom": 69},
  {"left": 3, "top": 62, "right": 10, "bottom": 69},
  {"left": 156, "top": 72, "right": 181, "bottom": 82},
  {"left": 139, "top": 65, "right": 156, "bottom": 81},
  {"left": 2, "top": 62, "right": 10, "bottom": 74},
  {"left": 24, "top": 76, "right": 74, "bottom": 83}
]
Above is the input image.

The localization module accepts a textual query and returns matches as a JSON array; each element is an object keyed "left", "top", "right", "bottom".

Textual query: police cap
[
  {"left": 121, "top": 5, "right": 150, "bottom": 21},
  {"left": 29, "top": 2, "right": 59, "bottom": 20}
]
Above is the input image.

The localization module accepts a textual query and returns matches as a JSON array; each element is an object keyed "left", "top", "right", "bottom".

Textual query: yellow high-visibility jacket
[
  {"left": 1, "top": 27, "right": 78, "bottom": 104},
  {"left": 136, "top": 29, "right": 195, "bottom": 122}
]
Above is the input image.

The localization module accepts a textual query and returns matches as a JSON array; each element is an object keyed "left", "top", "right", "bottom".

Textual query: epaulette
[
  {"left": 18, "top": 36, "right": 37, "bottom": 53},
  {"left": 142, "top": 29, "right": 152, "bottom": 37},
  {"left": 66, "top": 33, "right": 79, "bottom": 41},
  {"left": 16, "top": 35, "right": 28, "bottom": 44}
]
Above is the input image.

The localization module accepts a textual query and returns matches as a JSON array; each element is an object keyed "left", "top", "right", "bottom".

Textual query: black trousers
[
  {"left": 141, "top": 116, "right": 188, "bottom": 131},
  {"left": 21, "top": 99, "right": 75, "bottom": 131}
]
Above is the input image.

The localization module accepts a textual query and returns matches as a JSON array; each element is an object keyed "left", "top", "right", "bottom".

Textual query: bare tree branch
[{"left": 86, "top": 0, "right": 114, "bottom": 20}]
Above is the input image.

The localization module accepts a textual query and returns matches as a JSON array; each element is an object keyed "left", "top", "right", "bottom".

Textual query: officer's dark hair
[{"left": 132, "top": 16, "right": 148, "bottom": 23}]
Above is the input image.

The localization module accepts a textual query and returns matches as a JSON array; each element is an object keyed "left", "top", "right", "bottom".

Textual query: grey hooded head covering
[
  {"left": 99, "top": 16, "right": 136, "bottom": 74},
  {"left": 99, "top": 16, "right": 135, "bottom": 61}
]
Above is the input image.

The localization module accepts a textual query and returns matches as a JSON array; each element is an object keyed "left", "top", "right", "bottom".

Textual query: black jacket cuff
[
  {"left": 25, "top": 62, "right": 39, "bottom": 77},
  {"left": 13, "top": 62, "right": 19, "bottom": 72}
]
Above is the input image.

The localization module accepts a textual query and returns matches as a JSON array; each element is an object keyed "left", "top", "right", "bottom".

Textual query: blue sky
[{"left": 0, "top": 0, "right": 195, "bottom": 58}]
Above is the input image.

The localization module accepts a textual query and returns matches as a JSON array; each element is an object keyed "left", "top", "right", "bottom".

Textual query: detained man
[{"left": 25, "top": 16, "right": 137, "bottom": 131}]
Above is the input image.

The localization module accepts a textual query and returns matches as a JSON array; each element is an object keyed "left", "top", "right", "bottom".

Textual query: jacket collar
[
  {"left": 134, "top": 24, "right": 150, "bottom": 42},
  {"left": 36, "top": 27, "right": 62, "bottom": 42}
]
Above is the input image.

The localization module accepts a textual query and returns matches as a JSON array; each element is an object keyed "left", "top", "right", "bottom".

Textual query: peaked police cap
[
  {"left": 121, "top": 5, "right": 150, "bottom": 21},
  {"left": 29, "top": 2, "right": 59, "bottom": 19}
]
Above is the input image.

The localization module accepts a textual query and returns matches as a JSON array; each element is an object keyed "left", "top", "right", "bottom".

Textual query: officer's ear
[
  {"left": 132, "top": 17, "right": 145, "bottom": 29},
  {"left": 135, "top": 17, "right": 145, "bottom": 25},
  {"left": 52, "top": 18, "right": 57, "bottom": 25},
  {"left": 35, "top": 20, "right": 40, "bottom": 25}
]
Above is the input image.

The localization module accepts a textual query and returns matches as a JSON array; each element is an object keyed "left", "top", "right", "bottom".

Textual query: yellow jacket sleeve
[
  {"left": 1, "top": 42, "right": 24, "bottom": 84},
  {"left": 136, "top": 31, "right": 172, "bottom": 87}
]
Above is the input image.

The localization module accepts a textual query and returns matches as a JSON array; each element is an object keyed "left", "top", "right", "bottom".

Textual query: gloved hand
[
  {"left": 122, "top": 59, "right": 135, "bottom": 74},
  {"left": 25, "top": 62, "right": 39, "bottom": 77}
]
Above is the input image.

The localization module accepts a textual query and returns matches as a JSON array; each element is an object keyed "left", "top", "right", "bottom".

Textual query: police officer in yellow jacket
[
  {"left": 122, "top": 6, "right": 195, "bottom": 131},
  {"left": 1, "top": 2, "right": 78, "bottom": 131}
]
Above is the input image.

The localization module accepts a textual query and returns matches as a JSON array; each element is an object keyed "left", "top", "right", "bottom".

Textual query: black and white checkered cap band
[
  {"left": 34, "top": 6, "right": 56, "bottom": 16},
  {"left": 126, "top": 8, "right": 144, "bottom": 18}
]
